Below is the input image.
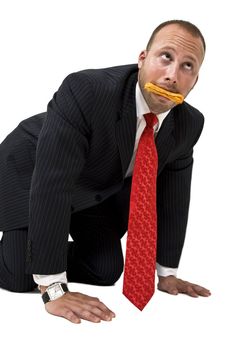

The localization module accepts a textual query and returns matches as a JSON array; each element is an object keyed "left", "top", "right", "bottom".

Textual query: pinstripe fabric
[
  {"left": 156, "top": 104, "right": 204, "bottom": 267},
  {"left": 25, "top": 65, "right": 138, "bottom": 274},
  {"left": 0, "top": 113, "right": 45, "bottom": 231},
  {"left": 0, "top": 228, "right": 37, "bottom": 292},
  {"left": 0, "top": 178, "right": 131, "bottom": 291},
  {"left": 67, "top": 178, "right": 131, "bottom": 286},
  {"left": 0, "top": 64, "right": 204, "bottom": 277}
]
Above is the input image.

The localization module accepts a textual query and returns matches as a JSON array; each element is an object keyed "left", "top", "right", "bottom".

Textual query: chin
[{"left": 151, "top": 102, "right": 174, "bottom": 114}]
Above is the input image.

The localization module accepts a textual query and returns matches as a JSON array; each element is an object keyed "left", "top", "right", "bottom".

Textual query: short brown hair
[{"left": 146, "top": 20, "right": 206, "bottom": 53}]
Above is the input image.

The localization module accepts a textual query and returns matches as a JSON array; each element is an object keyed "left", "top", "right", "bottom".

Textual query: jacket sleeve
[
  {"left": 156, "top": 112, "right": 204, "bottom": 268},
  {"left": 26, "top": 74, "right": 91, "bottom": 274},
  {"left": 156, "top": 150, "right": 194, "bottom": 268}
]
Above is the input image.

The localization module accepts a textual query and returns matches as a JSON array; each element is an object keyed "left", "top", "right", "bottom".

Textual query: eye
[
  {"left": 161, "top": 52, "right": 172, "bottom": 61},
  {"left": 183, "top": 62, "right": 193, "bottom": 71}
]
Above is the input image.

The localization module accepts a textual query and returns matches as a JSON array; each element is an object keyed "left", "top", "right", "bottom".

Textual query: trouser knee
[
  {"left": 96, "top": 262, "right": 124, "bottom": 286},
  {"left": 67, "top": 248, "right": 124, "bottom": 286},
  {"left": 0, "top": 259, "right": 36, "bottom": 292},
  {"left": 5, "top": 279, "right": 36, "bottom": 293}
]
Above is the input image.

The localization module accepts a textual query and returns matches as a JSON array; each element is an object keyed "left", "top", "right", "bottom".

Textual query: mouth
[{"left": 144, "top": 82, "right": 184, "bottom": 104}]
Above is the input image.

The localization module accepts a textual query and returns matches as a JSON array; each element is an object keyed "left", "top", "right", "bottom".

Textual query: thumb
[{"left": 169, "top": 288, "right": 178, "bottom": 295}]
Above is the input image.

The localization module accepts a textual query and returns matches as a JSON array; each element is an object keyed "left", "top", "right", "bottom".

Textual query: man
[{"left": 0, "top": 20, "right": 211, "bottom": 324}]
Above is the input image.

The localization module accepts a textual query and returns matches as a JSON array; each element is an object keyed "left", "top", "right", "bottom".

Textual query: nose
[{"left": 164, "top": 63, "right": 178, "bottom": 84}]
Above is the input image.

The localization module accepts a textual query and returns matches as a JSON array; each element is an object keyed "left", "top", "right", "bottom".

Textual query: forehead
[{"left": 150, "top": 24, "right": 205, "bottom": 64}]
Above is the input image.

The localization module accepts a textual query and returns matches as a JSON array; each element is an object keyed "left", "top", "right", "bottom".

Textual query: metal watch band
[{"left": 41, "top": 283, "right": 69, "bottom": 304}]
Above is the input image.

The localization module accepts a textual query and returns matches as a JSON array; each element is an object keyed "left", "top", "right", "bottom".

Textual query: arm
[
  {"left": 26, "top": 74, "right": 90, "bottom": 274},
  {"left": 26, "top": 74, "right": 115, "bottom": 322},
  {"left": 156, "top": 150, "right": 194, "bottom": 268},
  {"left": 156, "top": 108, "right": 205, "bottom": 268},
  {"left": 156, "top": 149, "right": 210, "bottom": 297}
]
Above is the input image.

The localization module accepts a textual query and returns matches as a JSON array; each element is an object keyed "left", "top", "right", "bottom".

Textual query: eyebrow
[{"left": 158, "top": 46, "right": 198, "bottom": 64}]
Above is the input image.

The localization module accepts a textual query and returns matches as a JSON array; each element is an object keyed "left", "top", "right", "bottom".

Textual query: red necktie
[{"left": 123, "top": 112, "right": 158, "bottom": 310}]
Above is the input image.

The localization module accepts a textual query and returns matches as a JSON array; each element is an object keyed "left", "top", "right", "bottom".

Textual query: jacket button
[{"left": 95, "top": 194, "right": 102, "bottom": 202}]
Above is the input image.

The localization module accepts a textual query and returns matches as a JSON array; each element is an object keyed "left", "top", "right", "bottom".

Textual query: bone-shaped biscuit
[{"left": 144, "top": 83, "right": 184, "bottom": 104}]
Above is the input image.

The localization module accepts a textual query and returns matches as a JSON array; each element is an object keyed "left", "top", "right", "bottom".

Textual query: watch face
[{"left": 47, "top": 284, "right": 64, "bottom": 300}]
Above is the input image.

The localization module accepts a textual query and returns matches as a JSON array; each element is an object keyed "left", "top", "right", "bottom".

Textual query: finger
[
  {"left": 157, "top": 282, "right": 178, "bottom": 295},
  {"left": 69, "top": 293, "right": 116, "bottom": 318},
  {"left": 46, "top": 298, "right": 102, "bottom": 323},
  {"left": 185, "top": 285, "right": 199, "bottom": 297},
  {"left": 63, "top": 309, "right": 82, "bottom": 324},
  {"left": 89, "top": 306, "right": 114, "bottom": 321},
  {"left": 64, "top": 302, "right": 103, "bottom": 323},
  {"left": 69, "top": 293, "right": 115, "bottom": 313},
  {"left": 192, "top": 285, "right": 211, "bottom": 297},
  {"left": 89, "top": 299, "right": 116, "bottom": 318},
  {"left": 62, "top": 297, "right": 112, "bottom": 322},
  {"left": 76, "top": 309, "right": 101, "bottom": 323},
  {"left": 71, "top": 301, "right": 114, "bottom": 322},
  {"left": 46, "top": 304, "right": 82, "bottom": 324},
  {"left": 167, "top": 288, "right": 178, "bottom": 295},
  {"left": 179, "top": 282, "right": 212, "bottom": 297},
  {"left": 174, "top": 282, "right": 199, "bottom": 297}
]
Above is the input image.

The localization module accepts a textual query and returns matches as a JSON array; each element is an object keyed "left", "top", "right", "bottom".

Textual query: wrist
[
  {"left": 158, "top": 275, "right": 176, "bottom": 281},
  {"left": 38, "top": 285, "right": 49, "bottom": 295},
  {"left": 40, "top": 283, "right": 69, "bottom": 304}
]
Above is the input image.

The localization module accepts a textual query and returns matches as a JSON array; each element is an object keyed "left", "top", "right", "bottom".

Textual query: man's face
[{"left": 138, "top": 24, "right": 205, "bottom": 114}]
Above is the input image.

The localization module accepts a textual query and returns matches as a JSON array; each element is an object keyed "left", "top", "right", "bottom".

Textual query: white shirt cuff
[
  {"left": 156, "top": 263, "right": 178, "bottom": 277},
  {"left": 33, "top": 271, "right": 68, "bottom": 286}
]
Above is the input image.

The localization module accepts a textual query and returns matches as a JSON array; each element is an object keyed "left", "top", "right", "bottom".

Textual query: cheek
[
  {"left": 182, "top": 76, "right": 198, "bottom": 94},
  {"left": 142, "top": 66, "right": 161, "bottom": 83}
]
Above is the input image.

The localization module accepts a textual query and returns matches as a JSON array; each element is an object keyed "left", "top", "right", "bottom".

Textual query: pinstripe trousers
[{"left": 0, "top": 178, "right": 131, "bottom": 292}]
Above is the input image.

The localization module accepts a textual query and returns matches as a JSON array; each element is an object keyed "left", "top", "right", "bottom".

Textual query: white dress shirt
[{"left": 33, "top": 83, "right": 177, "bottom": 286}]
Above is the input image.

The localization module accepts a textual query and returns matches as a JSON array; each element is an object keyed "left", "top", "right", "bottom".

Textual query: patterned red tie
[{"left": 123, "top": 112, "right": 158, "bottom": 310}]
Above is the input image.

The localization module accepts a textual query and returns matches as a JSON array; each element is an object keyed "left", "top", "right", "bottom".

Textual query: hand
[
  {"left": 157, "top": 275, "right": 211, "bottom": 298},
  {"left": 42, "top": 289, "right": 116, "bottom": 324}
]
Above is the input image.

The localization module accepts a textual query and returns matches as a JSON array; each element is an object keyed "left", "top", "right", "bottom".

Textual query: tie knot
[{"left": 144, "top": 113, "right": 158, "bottom": 129}]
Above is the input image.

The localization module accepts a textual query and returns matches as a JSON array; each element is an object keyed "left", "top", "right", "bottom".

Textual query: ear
[{"left": 138, "top": 50, "right": 147, "bottom": 69}]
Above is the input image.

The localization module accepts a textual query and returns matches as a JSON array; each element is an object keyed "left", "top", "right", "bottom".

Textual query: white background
[{"left": 0, "top": 0, "right": 244, "bottom": 348}]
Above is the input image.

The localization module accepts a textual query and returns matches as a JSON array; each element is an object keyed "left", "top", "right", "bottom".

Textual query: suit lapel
[
  {"left": 156, "top": 109, "right": 175, "bottom": 174},
  {"left": 115, "top": 72, "right": 176, "bottom": 177},
  {"left": 115, "top": 73, "right": 137, "bottom": 177}
]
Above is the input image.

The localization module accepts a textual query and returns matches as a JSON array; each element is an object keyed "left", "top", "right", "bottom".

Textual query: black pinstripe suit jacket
[{"left": 0, "top": 64, "right": 204, "bottom": 274}]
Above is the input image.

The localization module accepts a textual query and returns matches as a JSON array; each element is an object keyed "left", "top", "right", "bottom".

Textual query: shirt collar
[{"left": 135, "top": 82, "right": 171, "bottom": 127}]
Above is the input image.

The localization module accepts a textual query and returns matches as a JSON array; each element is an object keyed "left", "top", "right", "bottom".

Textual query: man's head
[{"left": 138, "top": 20, "right": 205, "bottom": 114}]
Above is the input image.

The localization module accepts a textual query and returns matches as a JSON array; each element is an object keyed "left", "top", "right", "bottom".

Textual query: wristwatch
[{"left": 41, "top": 282, "right": 69, "bottom": 304}]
